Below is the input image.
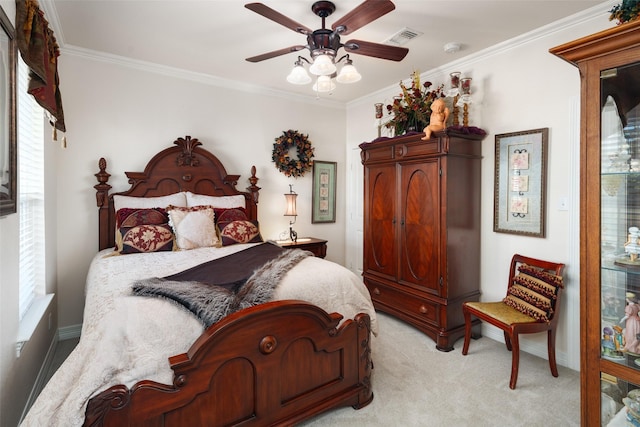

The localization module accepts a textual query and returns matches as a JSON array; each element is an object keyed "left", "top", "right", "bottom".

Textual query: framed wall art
[
  {"left": 493, "top": 128, "right": 548, "bottom": 237},
  {"left": 312, "top": 160, "right": 336, "bottom": 223},
  {"left": 0, "top": 5, "right": 16, "bottom": 216}
]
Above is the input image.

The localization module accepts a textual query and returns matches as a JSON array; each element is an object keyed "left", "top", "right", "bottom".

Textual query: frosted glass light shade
[
  {"left": 286, "top": 64, "right": 312, "bottom": 85},
  {"left": 284, "top": 193, "right": 297, "bottom": 216},
  {"left": 336, "top": 63, "right": 361, "bottom": 83},
  {"left": 312, "top": 75, "right": 336, "bottom": 92},
  {"left": 309, "top": 54, "right": 336, "bottom": 76}
]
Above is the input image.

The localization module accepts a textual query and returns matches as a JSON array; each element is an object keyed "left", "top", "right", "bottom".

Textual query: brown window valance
[{"left": 15, "top": 0, "right": 65, "bottom": 133}]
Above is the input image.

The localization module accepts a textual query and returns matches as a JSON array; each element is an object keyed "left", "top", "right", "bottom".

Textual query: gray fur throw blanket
[{"left": 131, "top": 249, "right": 310, "bottom": 328}]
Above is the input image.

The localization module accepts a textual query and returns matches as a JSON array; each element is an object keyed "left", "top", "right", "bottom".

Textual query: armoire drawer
[{"left": 366, "top": 280, "right": 439, "bottom": 325}]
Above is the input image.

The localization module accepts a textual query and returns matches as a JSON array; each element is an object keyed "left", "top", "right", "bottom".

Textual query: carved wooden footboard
[{"left": 83, "top": 301, "right": 373, "bottom": 426}]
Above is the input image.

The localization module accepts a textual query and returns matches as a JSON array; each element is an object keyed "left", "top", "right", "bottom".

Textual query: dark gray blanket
[{"left": 131, "top": 245, "right": 310, "bottom": 328}]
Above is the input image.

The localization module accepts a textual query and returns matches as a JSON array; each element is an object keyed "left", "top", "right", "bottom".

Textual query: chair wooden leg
[
  {"left": 509, "top": 332, "right": 520, "bottom": 389},
  {"left": 547, "top": 329, "right": 559, "bottom": 377},
  {"left": 504, "top": 331, "right": 512, "bottom": 351},
  {"left": 462, "top": 306, "right": 472, "bottom": 355}
]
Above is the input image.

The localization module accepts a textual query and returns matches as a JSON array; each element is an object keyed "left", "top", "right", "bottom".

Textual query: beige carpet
[
  {"left": 47, "top": 312, "right": 579, "bottom": 426},
  {"left": 300, "top": 312, "right": 580, "bottom": 427}
]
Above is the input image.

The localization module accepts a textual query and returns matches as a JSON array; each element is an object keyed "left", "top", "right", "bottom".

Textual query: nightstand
[{"left": 277, "top": 237, "right": 327, "bottom": 258}]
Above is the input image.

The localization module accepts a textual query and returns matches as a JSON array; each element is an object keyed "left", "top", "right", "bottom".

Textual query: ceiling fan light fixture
[
  {"left": 286, "top": 63, "right": 312, "bottom": 85},
  {"left": 336, "top": 61, "right": 361, "bottom": 84},
  {"left": 245, "top": 1, "right": 409, "bottom": 95},
  {"left": 309, "top": 53, "right": 336, "bottom": 76},
  {"left": 312, "top": 75, "right": 336, "bottom": 93}
]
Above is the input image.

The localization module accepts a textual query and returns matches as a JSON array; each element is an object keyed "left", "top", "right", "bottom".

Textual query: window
[{"left": 18, "top": 57, "right": 45, "bottom": 320}]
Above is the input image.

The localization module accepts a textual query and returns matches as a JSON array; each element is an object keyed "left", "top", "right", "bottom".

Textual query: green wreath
[{"left": 272, "top": 130, "right": 315, "bottom": 177}]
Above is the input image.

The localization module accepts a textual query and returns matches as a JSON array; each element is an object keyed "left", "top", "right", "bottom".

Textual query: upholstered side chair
[{"left": 461, "top": 254, "right": 565, "bottom": 389}]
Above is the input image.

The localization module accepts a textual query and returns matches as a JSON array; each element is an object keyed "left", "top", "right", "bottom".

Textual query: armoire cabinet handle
[
  {"left": 419, "top": 305, "right": 428, "bottom": 314},
  {"left": 373, "top": 287, "right": 381, "bottom": 295}
]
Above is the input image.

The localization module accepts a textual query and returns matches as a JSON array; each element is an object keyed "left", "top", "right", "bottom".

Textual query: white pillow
[
  {"left": 185, "top": 192, "right": 246, "bottom": 209},
  {"left": 113, "top": 192, "right": 187, "bottom": 212},
  {"left": 167, "top": 206, "right": 219, "bottom": 250}
]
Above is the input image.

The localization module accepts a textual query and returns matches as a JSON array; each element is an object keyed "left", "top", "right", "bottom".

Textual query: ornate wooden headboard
[{"left": 94, "top": 136, "right": 261, "bottom": 251}]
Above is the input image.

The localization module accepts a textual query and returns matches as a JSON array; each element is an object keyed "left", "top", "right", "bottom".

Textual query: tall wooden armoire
[{"left": 360, "top": 130, "right": 485, "bottom": 351}]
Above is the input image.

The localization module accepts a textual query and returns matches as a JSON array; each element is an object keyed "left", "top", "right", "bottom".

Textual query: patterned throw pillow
[
  {"left": 115, "top": 208, "right": 175, "bottom": 254},
  {"left": 112, "top": 193, "right": 186, "bottom": 248},
  {"left": 218, "top": 220, "right": 263, "bottom": 246},
  {"left": 214, "top": 207, "right": 249, "bottom": 224},
  {"left": 503, "top": 264, "right": 564, "bottom": 322},
  {"left": 167, "top": 205, "right": 219, "bottom": 250}
]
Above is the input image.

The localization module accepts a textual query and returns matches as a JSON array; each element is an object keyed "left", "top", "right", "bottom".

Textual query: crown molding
[
  {"left": 348, "top": 1, "right": 615, "bottom": 109},
  {"left": 63, "top": 44, "right": 345, "bottom": 109}
]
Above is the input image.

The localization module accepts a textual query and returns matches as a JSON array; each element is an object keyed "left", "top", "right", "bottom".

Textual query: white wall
[{"left": 345, "top": 10, "right": 613, "bottom": 370}]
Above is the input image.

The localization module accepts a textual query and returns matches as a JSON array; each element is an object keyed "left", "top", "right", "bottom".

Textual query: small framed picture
[{"left": 312, "top": 160, "right": 336, "bottom": 223}]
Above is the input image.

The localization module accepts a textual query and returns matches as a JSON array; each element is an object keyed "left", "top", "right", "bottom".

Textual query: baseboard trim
[
  {"left": 19, "top": 334, "right": 58, "bottom": 423},
  {"left": 20, "top": 324, "right": 83, "bottom": 423}
]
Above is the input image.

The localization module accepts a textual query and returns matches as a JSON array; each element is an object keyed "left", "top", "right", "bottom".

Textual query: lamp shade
[
  {"left": 336, "top": 62, "right": 362, "bottom": 84},
  {"left": 309, "top": 54, "right": 336, "bottom": 76},
  {"left": 286, "top": 64, "right": 312, "bottom": 85},
  {"left": 312, "top": 75, "right": 336, "bottom": 93},
  {"left": 284, "top": 192, "right": 297, "bottom": 216}
]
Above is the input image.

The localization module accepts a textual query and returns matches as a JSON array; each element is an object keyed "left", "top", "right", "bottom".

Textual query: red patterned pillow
[
  {"left": 115, "top": 208, "right": 175, "bottom": 254},
  {"left": 217, "top": 220, "right": 263, "bottom": 246},
  {"left": 503, "top": 264, "right": 563, "bottom": 322},
  {"left": 214, "top": 207, "right": 248, "bottom": 224}
]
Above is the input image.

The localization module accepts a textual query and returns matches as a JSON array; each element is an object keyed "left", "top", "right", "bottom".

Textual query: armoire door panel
[
  {"left": 364, "top": 164, "right": 397, "bottom": 278},
  {"left": 399, "top": 161, "right": 440, "bottom": 292}
]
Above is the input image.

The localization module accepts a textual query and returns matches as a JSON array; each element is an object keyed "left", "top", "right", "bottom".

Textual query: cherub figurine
[{"left": 421, "top": 98, "right": 450, "bottom": 140}]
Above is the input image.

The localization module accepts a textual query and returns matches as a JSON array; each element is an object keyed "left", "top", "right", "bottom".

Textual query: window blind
[{"left": 18, "top": 57, "right": 45, "bottom": 320}]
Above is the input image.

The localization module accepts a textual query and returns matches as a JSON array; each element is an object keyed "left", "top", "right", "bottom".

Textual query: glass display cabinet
[{"left": 550, "top": 20, "right": 640, "bottom": 426}]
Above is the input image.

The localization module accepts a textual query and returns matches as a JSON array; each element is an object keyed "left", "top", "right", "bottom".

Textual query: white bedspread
[{"left": 21, "top": 243, "right": 377, "bottom": 427}]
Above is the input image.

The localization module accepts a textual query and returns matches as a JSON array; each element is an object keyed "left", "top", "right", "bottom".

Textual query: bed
[{"left": 21, "top": 136, "right": 376, "bottom": 426}]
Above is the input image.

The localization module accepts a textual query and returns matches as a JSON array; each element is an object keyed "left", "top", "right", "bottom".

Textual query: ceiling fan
[{"left": 245, "top": 0, "right": 409, "bottom": 90}]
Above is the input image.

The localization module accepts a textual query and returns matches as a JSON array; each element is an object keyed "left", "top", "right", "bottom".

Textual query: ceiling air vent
[{"left": 384, "top": 27, "right": 423, "bottom": 46}]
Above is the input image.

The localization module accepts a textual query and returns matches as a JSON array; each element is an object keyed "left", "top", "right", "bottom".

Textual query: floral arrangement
[
  {"left": 384, "top": 71, "right": 445, "bottom": 136},
  {"left": 272, "top": 130, "right": 314, "bottom": 177},
  {"left": 610, "top": 0, "right": 640, "bottom": 25}
]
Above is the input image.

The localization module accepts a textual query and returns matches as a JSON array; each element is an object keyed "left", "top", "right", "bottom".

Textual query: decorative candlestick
[
  {"left": 375, "top": 102, "right": 383, "bottom": 138},
  {"left": 460, "top": 77, "right": 472, "bottom": 127},
  {"left": 447, "top": 72, "right": 461, "bottom": 126}
]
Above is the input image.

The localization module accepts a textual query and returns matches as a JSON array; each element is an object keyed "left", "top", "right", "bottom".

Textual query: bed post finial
[
  {"left": 247, "top": 165, "right": 260, "bottom": 204},
  {"left": 94, "top": 158, "right": 112, "bottom": 207}
]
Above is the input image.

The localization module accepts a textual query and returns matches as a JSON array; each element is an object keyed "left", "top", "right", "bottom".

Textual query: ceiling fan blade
[
  {"left": 245, "top": 3, "right": 312, "bottom": 35},
  {"left": 246, "top": 45, "right": 306, "bottom": 63},
  {"left": 344, "top": 39, "right": 408, "bottom": 61},
  {"left": 332, "top": 0, "right": 395, "bottom": 35}
]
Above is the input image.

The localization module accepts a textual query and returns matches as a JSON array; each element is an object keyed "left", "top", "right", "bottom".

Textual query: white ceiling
[{"left": 44, "top": 0, "right": 610, "bottom": 103}]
